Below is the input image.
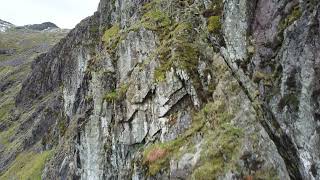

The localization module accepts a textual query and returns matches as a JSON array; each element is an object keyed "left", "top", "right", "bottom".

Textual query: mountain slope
[
  {"left": 0, "top": 23, "right": 68, "bottom": 179},
  {"left": 1, "top": 0, "right": 320, "bottom": 179},
  {"left": 0, "top": 19, "right": 14, "bottom": 32}
]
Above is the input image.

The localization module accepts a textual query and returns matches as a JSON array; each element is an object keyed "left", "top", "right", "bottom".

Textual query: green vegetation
[
  {"left": 102, "top": 24, "right": 121, "bottom": 53},
  {"left": 195, "top": 100, "right": 235, "bottom": 127},
  {"left": 0, "top": 102, "right": 14, "bottom": 122},
  {"left": 152, "top": 21, "right": 200, "bottom": 83},
  {"left": 143, "top": 116, "right": 205, "bottom": 176},
  {"left": 192, "top": 124, "right": 243, "bottom": 179},
  {"left": 102, "top": 24, "right": 120, "bottom": 43},
  {"left": 104, "top": 91, "right": 118, "bottom": 102},
  {"left": 279, "top": 5, "right": 302, "bottom": 33},
  {"left": 141, "top": 10, "right": 171, "bottom": 31},
  {"left": 0, "top": 125, "right": 16, "bottom": 147},
  {"left": 104, "top": 83, "right": 129, "bottom": 102},
  {"left": 143, "top": 98, "right": 243, "bottom": 177},
  {"left": 0, "top": 150, "right": 54, "bottom": 180},
  {"left": 154, "top": 61, "right": 172, "bottom": 82},
  {"left": 0, "top": 29, "right": 66, "bottom": 62},
  {"left": 207, "top": 16, "right": 221, "bottom": 33}
]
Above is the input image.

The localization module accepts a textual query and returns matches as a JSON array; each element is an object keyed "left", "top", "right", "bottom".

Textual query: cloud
[{"left": 0, "top": 0, "right": 100, "bottom": 29}]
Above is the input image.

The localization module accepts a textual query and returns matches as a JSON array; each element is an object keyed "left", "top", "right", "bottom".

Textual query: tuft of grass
[
  {"left": 104, "top": 83, "right": 129, "bottom": 102},
  {"left": 207, "top": 16, "right": 221, "bottom": 33},
  {"left": 191, "top": 123, "right": 244, "bottom": 179},
  {"left": 102, "top": 24, "right": 120, "bottom": 44},
  {"left": 0, "top": 150, "right": 54, "bottom": 180},
  {"left": 102, "top": 24, "right": 121, "bottom": 55},
  {"left": 104, "top": 91, "right": 118, "bottom": 102}
]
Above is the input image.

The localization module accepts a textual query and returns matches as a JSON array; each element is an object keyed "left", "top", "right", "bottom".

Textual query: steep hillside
[
  {"left": 0, "top": 22, "right": 68, "bottom": 179},
  {"left": 1, "top": 0, "right": 320, "bottom": 179},
  {"left": 0, "top": 20, "right": 14, "bottom": 32}
]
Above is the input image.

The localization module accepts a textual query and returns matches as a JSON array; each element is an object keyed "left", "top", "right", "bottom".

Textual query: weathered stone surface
[{"left": 2, "top": 0, "right": 320, "bottom": 179}]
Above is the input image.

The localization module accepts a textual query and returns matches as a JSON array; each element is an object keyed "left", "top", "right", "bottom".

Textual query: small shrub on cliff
[{"left": 104, "top": 83, "right": 129, "bottom": 102}]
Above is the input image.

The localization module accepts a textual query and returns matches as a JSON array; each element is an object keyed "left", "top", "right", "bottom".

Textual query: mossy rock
[
  {"left": 143, "top": 112, "right": 205, "bottom": 176},
  {"left": 143, "top": 97, "right": 242, "bottom": 177},
  {"left": 278, "top": 5, "right": 302, "bottom": 34}
]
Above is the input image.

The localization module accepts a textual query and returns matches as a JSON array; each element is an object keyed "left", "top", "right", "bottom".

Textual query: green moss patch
[
  {"left": 141, "top": 10, "right": 171, "bottom": 31},
  {"left": 104, "top": 83, "right": 129, "bottom": 102},
  {"left": 102, "top": 24, "right": 121, "bottom": 55},
  {"left": 207, "top": 16, "right": 221, "bottom": 33},
  {"left": 278, "top": 5, "right": 302, "bottom": 33},
  {"left": 152, "top": 22, "right": 200, "bottom": 83},
  {"left": 102, "top": 24, "right": 120, "bottom": 43}
]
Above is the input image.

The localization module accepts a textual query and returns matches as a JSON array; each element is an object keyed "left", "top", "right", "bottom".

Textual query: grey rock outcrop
[{"left": 1, "top": 0, "right": 320, "bottom": 179}]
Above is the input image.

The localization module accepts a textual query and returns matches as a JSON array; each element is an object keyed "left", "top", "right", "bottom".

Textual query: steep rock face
[{"left": 3, "top": 0, "right": 320, "bottom": 180}]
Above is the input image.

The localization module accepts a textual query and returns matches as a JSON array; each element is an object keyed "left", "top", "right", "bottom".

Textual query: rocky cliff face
[{"left": 1, "top": 0, "right": 320, "bottom": 179}]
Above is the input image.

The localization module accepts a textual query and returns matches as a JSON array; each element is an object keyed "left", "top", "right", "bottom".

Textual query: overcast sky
[{"left": 0, "top": 0, "right": 100, "bottom": 29}]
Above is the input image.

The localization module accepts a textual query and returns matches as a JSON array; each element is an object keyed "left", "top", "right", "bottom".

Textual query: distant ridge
[
  {"left": 0, "top": 20, "right": 60, "bottom": 32},
  {"left": 17, "top": 22, "right": 59, "bottom": 31}
]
